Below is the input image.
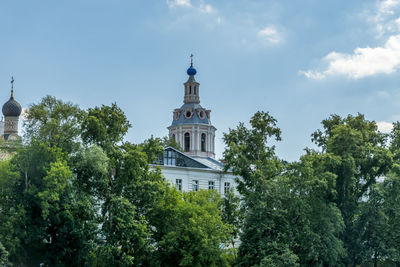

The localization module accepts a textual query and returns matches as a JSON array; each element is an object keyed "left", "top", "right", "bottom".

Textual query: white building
[{"left": 154, "top": 57, "right": 238, "bottom": 196}]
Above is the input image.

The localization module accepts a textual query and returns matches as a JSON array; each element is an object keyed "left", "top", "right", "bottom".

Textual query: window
[
  {"left": 184, "top": 133, "right": 190, "bottom": 152},
  {"left": 172, "top": 134, "right": 176, "bottom": 141},
  {"left": 164, "top": 150, "right": 177, "bottom": 166},
  {"left": 176, "top": 179, "right": 182, "bottom": 191},
  {"left": 189, "top": 86, "right": 192, "bottom": 94},
  {"left": 224, "top": 182, "right": 230, "bottom": 194},
  {"left": 192, "top": 180, "right": 199, "bottom": 191},
  {"left": 194, "top": 86, "right": 196, "bottom": 95},
  {"left": 199, "top": 110, "right": 205, "bottom": 119},
  {"left": 208, "top": 180, "right": 214, "bottom": 190},
  {"left": 201, "top": 133, "right": 206, "bottom": 152}
]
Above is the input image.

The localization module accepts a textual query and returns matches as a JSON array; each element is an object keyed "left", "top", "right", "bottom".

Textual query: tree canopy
[{"left": 1, "top": 96, "right": 400, "bottom": 266}]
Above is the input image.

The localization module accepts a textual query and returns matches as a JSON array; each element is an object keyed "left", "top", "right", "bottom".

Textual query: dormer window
[{"left": 184, "top": 108, "right": 193, "bottom": 119}]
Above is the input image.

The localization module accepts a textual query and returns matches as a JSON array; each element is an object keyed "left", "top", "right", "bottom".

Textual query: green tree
[
  {"left": 89, "top": 197, "right": 150, "bottom": 267},
  {"left": 154, "top": 189, "right": 232, "bottom": 267},
  {"left": 81, "top": 103, "right": 131, "bottom": 153},
  {"left": 224, "top": 112, "right": 345, "bottom": 266},
  {"left": 0, "top": 242, "right": 8, "bottom": 265},
  {"left": 24, "top": 95, "right": 83, "bottom": 154},
  {"left": 0, "top": 160, "right": 20, "bottom": 263},
  {"left": 356, "top": 183, "right": 388, "bottom": 267},
  {"left": 162, "top": 135, "right": 182, "bottom": 151},
  {"left": 379, "top": 166, "right": 400, "bottom": 264},
  {"left": 311, "top": 113, "right": 393, "bottom": 265},
  {"left": 0, "top": 142, "right": 97, "bottom": 265},
  {"left": 222, "top": 188, "right": 242, "bottom": 249},
  {"left": 79, "top": 104, "right": 163, "bottom": 265}
]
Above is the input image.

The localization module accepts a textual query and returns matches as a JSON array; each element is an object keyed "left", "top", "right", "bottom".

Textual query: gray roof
[
  {"left": 191, "top": 156, "right": 224, "bottom": 171},
  {"left": 2, "top": 97, "right": 22, "bottom": 117},
  {"left": 170, "top": 102, "right": 210, "bottom": 126},
  {"left": 155, "top": 146, "right": 211, "bottom": 169},
  {"left": 155, "top": 146, "right": 228, "bottom": 172}
]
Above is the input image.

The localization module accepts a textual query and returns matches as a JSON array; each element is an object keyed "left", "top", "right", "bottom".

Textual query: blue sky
[{"left": 1, "top": 0, "right": 400, "bottom": 161}]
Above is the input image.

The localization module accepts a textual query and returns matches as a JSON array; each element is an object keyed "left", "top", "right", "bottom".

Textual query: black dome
[{"left": 2, "top": 97, "right": 22, "bottom": 117}]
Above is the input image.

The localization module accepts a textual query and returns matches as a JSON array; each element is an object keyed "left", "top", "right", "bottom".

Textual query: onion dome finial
[
  {"left": 187, "top": 53, "right": 197, "bottom": 76},
  {"left": 2, "top": 76, "right": 22, "bottom": 117}
]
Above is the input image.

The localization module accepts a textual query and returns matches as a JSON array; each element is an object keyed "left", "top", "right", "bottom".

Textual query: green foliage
[
  {"left": 0, "top": 242, "right": 8, "bottom": 265},
  {"left": 155, "top": 189, "right": 232, "bottom": 267},
  {"left": 224, "top": 111, "right": 346, "bottom": 266},
  {"left": 378, "top": 168, "right": 400, "bottom": 264},
  {"left": 139, "top": 135, "right": 183, "bottom": 164},
  {"left": 81, "top": 103, "right": 131, "bottom": 152},
  {"left": 162, "top": 135, "right": 183, "bottom": 151},
  {"left": 5, "top": 95, "right": 400, "bottom": 267},
  {"left": 311, "top": 113, "right": 393, "bottom": 265},
  {"left": 24, "top": 95, "right": 83, "bottom": 154},
  {"left": 38, "top": 160, "right": 72, "bottom": 219},
  {"left": 139, "top": 135, "right": 165, "bottom": 163},
  {"left": 222, "top": 188, "right": 242, "bottom": 249},
  {"left": 92, "top": 197, "right": 151, "bottom": 267},
  {"left": 259, "top": 247, "right": 299, "bottom": 267}
]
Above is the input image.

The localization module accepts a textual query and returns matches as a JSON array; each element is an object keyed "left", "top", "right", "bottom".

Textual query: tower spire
[
  {"left": 190, "top": 53, "right": 193, "bottom": 67},
  {"left": 10, "top": 76, "right": 14, "bottom": 99}
]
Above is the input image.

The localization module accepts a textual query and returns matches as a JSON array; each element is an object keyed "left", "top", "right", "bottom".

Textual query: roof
[
  {"left": 191, "top": 156, "right": 224, "bottom": 171},
  {"left": 2, "top": 97, "right": 22, "bottom": 117},
  {"left": 154, "top": 146, "right": 227, "bottom": 172},
  {"left": 170, "top": 102, "right": 211, "bottom": 126}
]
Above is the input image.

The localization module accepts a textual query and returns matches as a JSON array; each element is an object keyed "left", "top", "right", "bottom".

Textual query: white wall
[{"left": 158, "top": 165, "right": 239, "bottom": 197}]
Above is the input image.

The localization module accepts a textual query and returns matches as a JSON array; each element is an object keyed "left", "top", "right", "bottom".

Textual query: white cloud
[
  {"left": 302, "top": 0, "right": 400, "bottom": 80},
  {"left": 301, "top": 34, "right": 400, "bottom": 79},
  {"left": 167, "top": 0, "right": 191, "bottom": 8},
  {"left": 257, "top": 26, "right": 281, "bottom": 44},
  {"left": 200, "top": 3, "right": 214, "bottom": 14},
  {"left": 377, "top": 121, "right": 393, "bottom": 133},
  {"left": 371, "top": 0, "right": 400, "bottom": 36}
]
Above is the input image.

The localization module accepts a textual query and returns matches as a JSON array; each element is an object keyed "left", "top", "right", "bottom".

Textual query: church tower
[
  {"left": 2, "top": 77, "right": 22, "bottom": 140},
  {"left": 168, "top": 55, "right": 216, "bottom": 158}
]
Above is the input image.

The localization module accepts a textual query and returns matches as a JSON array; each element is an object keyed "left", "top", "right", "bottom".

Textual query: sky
[{"left": 1, "top": 0, "right": 400, "bottom": 162}]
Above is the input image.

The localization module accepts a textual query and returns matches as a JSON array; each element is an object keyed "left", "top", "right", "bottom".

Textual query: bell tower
[
  {"left": 168, "top": 55, "right": 216, "bottom": 158},
  {"left": 2, "top": 77, "right": 22, "bottom": 140}
]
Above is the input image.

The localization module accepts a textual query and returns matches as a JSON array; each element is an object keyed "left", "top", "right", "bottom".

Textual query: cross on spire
[
  {"left": 10, "top": 76, "right": 14, "bottom": 98},
  {"left": 190, "top": 53, "right": 193, "bottom": 67}
]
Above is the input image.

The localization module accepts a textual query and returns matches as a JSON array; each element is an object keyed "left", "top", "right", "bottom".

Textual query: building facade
[{"left": 155, "top": 57, "right": 238, "bottom": 196}]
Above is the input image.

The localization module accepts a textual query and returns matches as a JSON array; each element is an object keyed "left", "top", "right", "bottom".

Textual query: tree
[
  {"left": 81, "top": 103, "right": 131, "bottom": 153},
  {"left": 311, "top": 113, "right": 393, "bottom": 265},
  {"left": 0, "top": 142, "right": 99, "bottom": 266},
  {"left": 222, "top": 188, "right": 242, "bottom": 249},
  {"left": 356, "top": 183, "right": 388, "bottom": 267},
  {"left": 162, "top": 135, "right": 182, "bottom": 151},
  {"left": 0, "top": 160, "right": 21, "bottom": 264},
  {"left": 154, "top": 189, "right": 232, "bottom": 267},
  {"left": 0, "top": 242, "right": 8, "bottom": 265},
  {"left": 223, "top": 112, "right": 345, "bottom": 266},
  {"left": 88, "top": 197, "right": 151, "bottom": 267},
  {"left": 139, "top": 135, "right": 182, "bottom": 164},
  {"left": 379, "top": 165, "right": 400, "bottom": 264},
  {"left": 24, "top": 95, "right": 83, "bottom": 154}
]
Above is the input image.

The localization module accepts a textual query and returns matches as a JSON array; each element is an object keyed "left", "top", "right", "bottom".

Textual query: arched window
[
  {"left": 189, "top": 86, "right": 192, "bottom": 94},
  {"left": 172, "top": 134, "right": 176, "bottom": 141},
  {"left": 201, "top": 133, "right": 206, "bottom": 152},
  {"left": 184, "top": 132, "right": 190, "bottom": 152}
]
